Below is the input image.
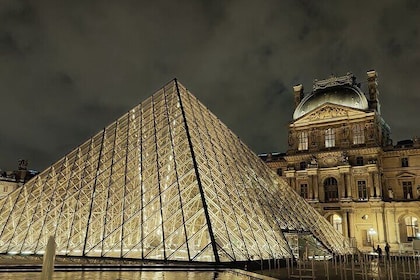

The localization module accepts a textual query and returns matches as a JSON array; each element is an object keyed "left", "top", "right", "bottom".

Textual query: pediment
[
  {"left": 292, "top": 103, "right": 369, "bottom": 125},
  {"left": 396, "top": 172, "right": 416, "bottom": 178}
]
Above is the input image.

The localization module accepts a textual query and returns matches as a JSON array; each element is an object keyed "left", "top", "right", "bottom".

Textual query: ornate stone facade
[{"left": 261, "top": 71, "right": 420, "bottom": 253}]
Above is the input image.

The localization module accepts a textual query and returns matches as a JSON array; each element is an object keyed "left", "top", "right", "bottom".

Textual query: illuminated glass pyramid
[{"left": 0, "top": 80, "right": 350, "bottom": 262}]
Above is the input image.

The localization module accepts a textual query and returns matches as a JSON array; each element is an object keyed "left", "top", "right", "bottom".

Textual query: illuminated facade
[
  {"left": 262, "top": 71, "right": 420, "bottom": 253},
  {"left": 0, "top": 160, "right": 38, "bottom": 198},
  {"left": 0, "top": 80, "right": 350, "bottom": 263}
]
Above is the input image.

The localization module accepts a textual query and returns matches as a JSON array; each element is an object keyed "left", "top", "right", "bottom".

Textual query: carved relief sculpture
[{"left": 308, "top": 106, "right": 347, "bottom": 121}]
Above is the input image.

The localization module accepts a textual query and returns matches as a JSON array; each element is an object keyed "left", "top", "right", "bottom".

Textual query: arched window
[
  {"left": 327, "top": 214, "right": 343, "bottom": 235},
  {"left": 332, "top": 214, "right": 343, "bottom": 234},
  {"left": 324, "top": 177, "right": 339, "bottom": 202}
]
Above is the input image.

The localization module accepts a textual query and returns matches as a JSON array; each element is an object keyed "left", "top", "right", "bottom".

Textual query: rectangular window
[
  {"left": 405, "top": 216, "right": 419, "bottom": 241},
  {"left": 402, "top": 157, "right": 409, "bottom": 167},
  {"left": 325, "top": 128, "right": 335, "bottom": 148},
  {"left": 356, "top": 156, "right": 364, "bottom": 166},
  {"left": 300, "top": 161, "right": 307, "bottom": 170},
  {"left": 357, "top": 180, "right": 368, "bottom": 200},
  {"left": 403, "top": 181, "right": 413, "bottom": 199},
  {"left": 362, "top": 230, "right": 370, "bottom": 246},
  {"left": 276, "top": 168, "right": 282, "bottom": 176},
  {"left": 353, "top": 124, "right": 365, "bottom": 145},
  {"left": 298, "top": 131, "right": 308, "bottom": 151},
  {"left": 364, "top": 229, "right": 375, "bottom": 246},
  {"left": 300, "top": 183, "right": 308, "bottom": 199}
]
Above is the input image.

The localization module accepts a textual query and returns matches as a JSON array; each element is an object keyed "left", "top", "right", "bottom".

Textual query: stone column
[
  {"left": 375, "top": 209, "right": 385, "bottom": 243},
  {"left": 348, "top": 211, "right": 354, "bottom": 238},
  {"left": 368, "top": 172, "right": 375, "bottom": 198},
  {"left": 367, "top": 165, "right": 379, "bottom": 199},
  {"left": 307, "top": 168, "right": 318, "bottom": 201},
  {"left": 346, "top": 173, "right": 352, "bottom": 198},
  {"left": 314, "top": 175, "right": 319, "bottom": 201},
  {"left": 372, "top": 172, "right": 377, "bottom": 197},
  {"left": 308, "top": 175, "right": 314, "bottom": 200},
  {"left": 342, "top": 212, "right": 349, "bottom": 238},
  {"left": 383, "top": 208, "right": 391, "bottom": 243},
  {"left": 374, "top": 171, "right": 381, "bottom": 197},
  {"left": 285, "top": 170, "right": 296, "bottom": 191},
  {"left": 315, "top": 177, "right": 325, "bottom": 201},
  {"left": 339, "top": 166, "right": 350, "bottom": 199},
  {"left": 390, "top": 208, "right": 400, "bottom": 244},
  {"left": 340, "top": 173, "right": 346, "bottom": 199},
  {"left": 291, "top": 178, "right": 296, "bottom": 192}
]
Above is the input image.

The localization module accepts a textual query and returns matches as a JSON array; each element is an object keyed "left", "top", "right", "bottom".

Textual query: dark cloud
[
  {"left": 0, "top": 0, "right": 419, "bottom": 171},
  {"left": 0, "top": 32, "right": 19, "bottom": 54}
]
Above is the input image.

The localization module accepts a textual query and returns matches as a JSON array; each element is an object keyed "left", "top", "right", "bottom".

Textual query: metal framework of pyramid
[{"left": 0, "top": 80, "right": 350, "bottom": 263}]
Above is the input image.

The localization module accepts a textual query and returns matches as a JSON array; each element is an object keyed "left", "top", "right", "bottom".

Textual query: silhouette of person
[
  {"left": 385, "top": 243, "right": 390, "bottom": 259},
  {"left": 376, "top": 245, "right": 382, "bottom": 259}
]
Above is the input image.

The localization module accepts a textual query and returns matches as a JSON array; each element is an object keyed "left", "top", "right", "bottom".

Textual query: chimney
[
  {"left": 293, "top": 84, "right": 304, "bottom": 108},
  {"left": 367, "top": 70, "right": 380, "bottom": 113}
]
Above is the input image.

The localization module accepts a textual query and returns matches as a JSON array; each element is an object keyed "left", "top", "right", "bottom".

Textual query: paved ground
[{"left": 255, "top": 256, "right": 420, "bottom": 280}]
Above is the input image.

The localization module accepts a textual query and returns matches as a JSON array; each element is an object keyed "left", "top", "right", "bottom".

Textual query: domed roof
[{"left": 293, "top": 75, "right": 369, "bottom": 120}]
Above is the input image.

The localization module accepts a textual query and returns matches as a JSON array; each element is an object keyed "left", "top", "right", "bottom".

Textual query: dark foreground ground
[
  {"left": 0, "top": 254, "right": 419, "bottom": 280},
  {"left": 256, "top": 255, "right": 420, "bottom": 280}
]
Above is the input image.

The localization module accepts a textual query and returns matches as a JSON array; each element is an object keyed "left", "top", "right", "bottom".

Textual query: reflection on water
[{"left": 0, "top": 270, "right": 255, "bottom": 280}]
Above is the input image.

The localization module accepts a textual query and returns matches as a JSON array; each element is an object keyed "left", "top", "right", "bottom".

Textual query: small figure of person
[
  {"left": 388, "top": 188, "right": 394, "bottom": 199},
  {"left": 385, "top": 243, "right": 390, "bottom": 259},
  {"left": 376, "top": 245, "right": 382, "bottom": 259}
]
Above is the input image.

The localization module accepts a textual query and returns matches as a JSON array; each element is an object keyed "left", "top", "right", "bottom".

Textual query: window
[
  {"left": 324, "top": 177, "right": 339, "bottom": 202},
  {"left": 402, "top": 157, "right": 409, "bottom": 167},
  {"left": 298, "top": 131, "right": 309, "bottom": 151},
  {"left": 364, "top": 228, "right": 377, "bottom": 246},
  {"left": 325, "top": 128, "right": 335, "bottom": 148},
  {"left": 403, "top": 181, "right": 413, "bottom": 199},
  {"left": 356, "top": 156, "right": 364, "bottom": 166},
  {"left": 362, "top": 230, "right": 371, "bottom": 246},
  {"left": 299, "top": 161, "right": 307, "bottom": 170},
  {"left": 276, "top": 168, "right": 282, "bottom": 176},
  {"left": 300, "top": 183, "right": 308, "bottom": 199},
  {"left": 357, "top": 180, "right": 368, "bottom": 200},
  {"left": 352, "top": 124, "right": 365, "bottom": 145},
  {"left": 405, "top": 216, "right": 418, "bottom": 241}
]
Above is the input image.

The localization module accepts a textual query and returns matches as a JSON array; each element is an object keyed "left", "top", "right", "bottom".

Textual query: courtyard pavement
[{"left": 256, "top": 255, "right": 420, "bottom": 280}]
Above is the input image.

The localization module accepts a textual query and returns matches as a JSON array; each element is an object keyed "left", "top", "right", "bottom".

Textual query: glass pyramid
[{"left": 0, "top": 80, "right": 350, "bottom": 262}]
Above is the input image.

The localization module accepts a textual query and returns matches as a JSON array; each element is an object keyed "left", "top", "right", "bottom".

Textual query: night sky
[{"left": 0, "top": 0, "right": 419, "bottom": 172}]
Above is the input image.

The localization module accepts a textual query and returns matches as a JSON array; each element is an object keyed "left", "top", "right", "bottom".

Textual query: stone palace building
[{"left": 261, "top": 70, "right": 420, "bottom": 253}]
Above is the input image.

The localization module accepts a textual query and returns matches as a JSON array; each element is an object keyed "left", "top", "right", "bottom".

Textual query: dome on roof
[{"left": 293, "top": 85, "right": 369, "bottom": 120}]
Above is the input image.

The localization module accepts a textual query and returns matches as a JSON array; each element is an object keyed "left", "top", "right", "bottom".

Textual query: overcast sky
[{"left": 0, "top": 0, "right": 419, "bottom": 171}]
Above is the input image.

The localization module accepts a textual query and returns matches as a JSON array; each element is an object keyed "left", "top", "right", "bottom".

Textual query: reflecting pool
[{"left": 0, "top": 270, "right": 262, "bottom": 280}]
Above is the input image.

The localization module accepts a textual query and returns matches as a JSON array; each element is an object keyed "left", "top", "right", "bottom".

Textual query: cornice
[
  {"left": 285, "top": 147, "right": 382, "bottom": 161},
  {"left": 382, "top": 148, "right": 420, "bottom": 157}
]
